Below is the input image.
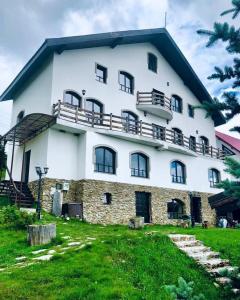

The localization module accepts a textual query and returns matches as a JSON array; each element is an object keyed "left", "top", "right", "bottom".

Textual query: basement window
[{"left": 103, "top": 193, "right": 112, "bottom": 205}]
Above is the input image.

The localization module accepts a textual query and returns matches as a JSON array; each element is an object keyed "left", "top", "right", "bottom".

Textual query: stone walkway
[{"left": 168, "top": 234, "right": 239, "bottom": 294}]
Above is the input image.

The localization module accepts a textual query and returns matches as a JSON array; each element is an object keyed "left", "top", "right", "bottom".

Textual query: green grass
[{"left": 0, "top": 218, "right": 239, "bottom": 299}]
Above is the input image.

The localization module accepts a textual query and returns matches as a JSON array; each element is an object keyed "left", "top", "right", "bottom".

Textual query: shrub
[
  {"left": 0, "top": 205, "right": 37, "bottom": 229},
  {"left": 219, "top": 267, "right": 240, "bottom": 289},
  {"left": 165, "top": 277, "right": 205, "bottom": 300}
]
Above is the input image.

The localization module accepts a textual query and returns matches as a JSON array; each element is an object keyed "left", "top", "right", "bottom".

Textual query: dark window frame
[
  {"left": 94, "top": 146, "right": 116, "bottom": 174},
  {"left": 103, "top": 192, "right": 112, "bottom": 205},
  {"left": 152, "top": 124, "right": 166, "bottom": 140},
  {"left": 208, "top": 168, "right": 220, "bottom": 188},
  {"left": 200, "top": 136, "right": 209, "bottom": 154},
  {"left": 85, "top": 98, "right": 104, "bottom": 124},
  {"left": 167, "top": 199, "right": 185, "bottom": 219},
  {"left": 222, "top": 145, "right": 235, "bottom": 156},
  {"left": 119, "top": 71, "right": 134, "bottom": 94},
  {"left": 122, "top": 110, "right": 139, "bottom": 134},
  {"left": 171, "top": 160, "right": 186, "bottom": 184},
  {"left": 188, "top": 104, "right": 194, "bottom": 118},
  {"left": 148, "top": 52, "right": 158, "bottom": 73},
  {"left": 171, "top": 95, "right": 183, "bottom": 113},
  {"left": 172, "top": 128, "right": 184, "bottom": 146},
  {"left": 63, "top": 90, "right": 82, "bottom": 108},
  {"left": 189, "top": 136, "right": 196, "bottom": 151},
  {"left": 95, "top": 63, "right": 107, "bottom": 83},
  {"left": 131, "top": 152, "right": 149, "bottom": 178}
]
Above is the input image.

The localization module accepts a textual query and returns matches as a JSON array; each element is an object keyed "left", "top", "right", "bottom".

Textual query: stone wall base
[{"left": 28, "top": 178, "right": 216, "bottom": 225}]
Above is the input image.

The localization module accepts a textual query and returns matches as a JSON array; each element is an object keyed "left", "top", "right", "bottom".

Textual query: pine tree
[{"left": 197, "top": 0, "right": 240, "bottom": 133}]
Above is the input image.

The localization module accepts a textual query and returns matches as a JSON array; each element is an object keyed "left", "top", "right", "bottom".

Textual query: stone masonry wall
[{"left": 28, "top": 178, "right": 216, "bottom": 225}]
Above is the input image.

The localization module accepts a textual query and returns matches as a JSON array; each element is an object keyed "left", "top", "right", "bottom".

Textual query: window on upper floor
[
  {"left": 95, "top": 146, "right": 116, "bottom": 174},
  {"left": 85, "top": 99, "right": 103, "bottom": 124},
  {"left": 199, "top": 136, "right": 209, "bottom": 154},
  {"left": 119, "top": 71, "right": 134, "bottom": 94},
  {"left": 167, "top": 199, "right": 185, "bottom": 219},
  {"left": 122, "top": 111, "right": 139, "bottom": 134},
  {"left": 171, "top": 160, "right": 186, "bottom": 184},
  {"left": 148, "top": 53, "right": 157, "bottom": 73},
  {"left": 222, "top": 145, "right": 235, "bottom": 156},
  {"left": 172, "top": 128, "right": 184, "bottom": 146},
  {"left": 189, "top": 136, "right": 196, "bottom": 152},
  {"left": 95, "top": 64, "right": 107, "bottom": 83},
  {"left": 188, "top": 104, "right": 194, "bottom": 118},
  {"left": 152, "top": 124, "right": 166, "bottom": 140},
  {"left": 17, "top": 110, "right": 25, "bottom": 123},
  {"left": 131, "top": 152, "right": 149, "bottom": 178},
  {"left": 171, "top": 95, "right": 183, "bottom": 113},
  {"left": 63, "top": 90, "right": 82, "bottom": 108},
  {"left": 208, "top": 168, "right": 220, "bottom": 188}
]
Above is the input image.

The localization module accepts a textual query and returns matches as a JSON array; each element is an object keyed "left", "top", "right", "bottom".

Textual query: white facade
[{"left": 7, "top": 40, "right": 228, "bottom": 194}]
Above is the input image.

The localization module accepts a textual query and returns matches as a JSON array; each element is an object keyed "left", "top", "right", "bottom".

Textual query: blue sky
[{"left": 0, "top": 0, "right": 238, "bottom": 135}]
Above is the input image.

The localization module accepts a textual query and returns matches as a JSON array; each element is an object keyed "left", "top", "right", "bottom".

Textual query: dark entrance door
[
  {"left": 22, "top": 150, "right": 31, "bottom": 183},
  {"left": 190, "top": 196, "right": 202, "bottom": 223},
  {"left": 135, "top": 192, "right": 151, "bottom": 223}
]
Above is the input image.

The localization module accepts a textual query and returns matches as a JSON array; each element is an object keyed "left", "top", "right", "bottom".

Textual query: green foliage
[
  {"left": 219, "top": 267, "right": 240, "bottom": 288},
  {"left": 165, "top": 277, "right": 205, "bottom": 300},
  {"left": 0, "top": 205, "right": 37, "bottom": 229},
  {"left": 196, "top": 0, "right": 240, "bottom": 132}
]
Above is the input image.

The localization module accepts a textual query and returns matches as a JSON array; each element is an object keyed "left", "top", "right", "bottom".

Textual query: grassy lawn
[{"left": 0, "top": 217, "right": 239, "bottom": 300}]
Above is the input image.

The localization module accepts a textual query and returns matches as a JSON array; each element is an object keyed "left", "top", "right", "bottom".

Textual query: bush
[
  {"left": 165, "top": 277, "right": 205, "bottom": 300},
  {"left": 0, "top": 205, "right": 37, "bottom": 229}
]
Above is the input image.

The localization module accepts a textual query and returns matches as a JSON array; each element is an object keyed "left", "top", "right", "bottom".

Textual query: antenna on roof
[{"left": 164, "top": 12, "right": 167, "bottom": 28}]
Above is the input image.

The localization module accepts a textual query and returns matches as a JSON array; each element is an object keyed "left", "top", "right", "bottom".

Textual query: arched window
[
  {"left": 119, "top": 71, "right": 134, "bottom": 94},
  {"left": 172, "top": 128, "right": 184, "bottom": 146},
  {"left": 85, "top": 99, "right": 103, "bottom": 124},
  {"left": 208, "top": 168, "right": 220, "bottom": 188},
  {"left": 17, "top": 111, "right": 25, "bottom": 123},
  {"left": 171, "top": 160, "right": 186, "bottom": 184},
  {"left": 131, "top": 152, "right": 149, "bottom": 178},
  {"left": 200, "top": 136, "right": 209, "bottom": 154},
  {"left": 171, "top": 95, "right": 182, "bottom": 113},
  {"left": 167, "top": 199, "right": 185, "bottom": 219},
  {"left": 95, "top": 147, "right": 116, "bottom": 174},
  {"left": 63, "top": 91, "right": 82, "bottom": 108},
  {"left": 122, "top": 111, "right": 138, "bottom": 134}
]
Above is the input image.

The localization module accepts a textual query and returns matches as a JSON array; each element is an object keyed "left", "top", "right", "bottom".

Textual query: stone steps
[{"left": 168, "top": 234, "right": 239, "bottom": 294}]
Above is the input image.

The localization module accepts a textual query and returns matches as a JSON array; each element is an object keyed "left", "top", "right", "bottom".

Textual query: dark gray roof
[{"left": 0, "top": 28, "right": 225, "bottom": 126}]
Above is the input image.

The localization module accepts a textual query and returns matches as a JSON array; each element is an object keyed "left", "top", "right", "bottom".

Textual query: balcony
[
  {"left": 136, "top": 91, "right": 173, "bottom": 120},
  {"left": 52, "top": 101, "right": 225, "bottom": 160}
]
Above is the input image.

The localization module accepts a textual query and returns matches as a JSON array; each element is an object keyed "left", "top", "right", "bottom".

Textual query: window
[
  {"left": 172, "top": 128, "right": 184, "bottom": 146},
  {"left": 188, "top": 104, "right": 194, "bottom": 118},
  {"left": 64, "top": 91, "right": 82, "bottom": 108},
  {"left": 200, "top": 136, "right": 209, "bottom": 154},
  {"left": 95, "top": 147, "right": 116, "bottom": 174},
  {"left": 131, "top": 153, "right": 149, "bottom": 178},
  {"left": 148, "top": 53, "right": 157, "bottom": 73},
  {"left": 17, "top": 111, "right": 25, "bottom": 123},
  {"left": 96, "top": 64, "right": 107, "bottom": 83},
  {"left": 85, "top": 99, "right": 103, "bottom": 124},
  {"left": 222, "top": 145, "right": 235, "bottom": 156},
  {"left": 119, "top": 71, "right": 134, "bottom": 94},
  {"left": 189, "top": 136, "right": 196, "bottom": 151},
  {"left": 167, "top": 199, "right": 185, "bottom": 219},
  {"left": 171, "top": 161, "right": 186, "bottom": 184},
  {"left": 103, "top": 193, "right": 112, "bottom": 204},
  {"left": 122, "top": 111, "right": 138, "bottom": 134},
  {"left": 208, "top": 168, "right": 220, "bottom": 188},
  {"left": 152, "top": 89, "right": 165, "bottom": 106},
  {"left": 171, "top": 95, "right": 182, "bottom": 113},
  {"left": 153, "top": 124, "right": 165, "bottom": 140}
]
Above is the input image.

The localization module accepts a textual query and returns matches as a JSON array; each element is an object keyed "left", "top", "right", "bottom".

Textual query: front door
[
  {"left": 22, "top": 150, "right": 31, "bottom": 183},
  {"left": 135, "top": 192, "right": 151, "bottom": 223},
  {"left": 190, "top": 196, "right": 202, "bottom": 223}
]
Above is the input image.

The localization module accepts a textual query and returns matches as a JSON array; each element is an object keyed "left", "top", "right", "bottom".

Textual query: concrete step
[
  {"left": 187, "top": 251, "right": 219, "bottom": 261},
  {"left": 179, "top": 245, "right": 210, "bottom": 253},
  {"left": 168, "top": 234, "right": 195, "bottom": 242},
  {"left": 175, "top": 240, "right": 202, "bottom": 248},
  {"left": 200, "top": 258, "right": 229, "bottom": 269}
]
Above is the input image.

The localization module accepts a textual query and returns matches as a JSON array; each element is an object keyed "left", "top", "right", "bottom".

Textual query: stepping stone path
[{"left": 168, "top": 234, "right": 239, "bottom": 294}]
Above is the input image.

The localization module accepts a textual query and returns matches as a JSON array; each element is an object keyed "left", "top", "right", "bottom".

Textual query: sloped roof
[
  {"left": 0, "top": 28, "right": 225, "bottom": 126},
  {"left": 216, "top": 131, "right": 240, "bottom": 153}
]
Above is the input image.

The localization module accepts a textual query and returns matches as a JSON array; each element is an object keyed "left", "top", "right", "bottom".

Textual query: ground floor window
[{"left": 167, "top": 199, "right": 185, "bottom": 219}]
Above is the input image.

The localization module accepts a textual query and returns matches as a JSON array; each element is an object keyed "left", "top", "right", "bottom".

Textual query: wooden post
[
  {"left": 139, "top": 120, "right": 142, "bottom": 135},
  {"left": 27, "top": 223, "right": 56, "bottom": 246},
  {"left": 10, "top": 129, "right": 16, "bottom": 178},
  {"left": 57, "top": 100, "right": 61, "bottom": 118},
  {"left": 75, "top": 106, "right": 78, "bottom": 123},
  {"left": 136, "top": 91, "right": 139, "bottom": 105},
  {"left": 110, "top": 113, "right": 113, "bottom": 130},
  {"left": 91, "top": 111, "right": 95, "bottom": 127}
]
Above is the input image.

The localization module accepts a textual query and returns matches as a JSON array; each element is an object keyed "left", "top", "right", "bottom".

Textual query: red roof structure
[{"left": 216, "top": 131, "right": 240, "bottom": 154}]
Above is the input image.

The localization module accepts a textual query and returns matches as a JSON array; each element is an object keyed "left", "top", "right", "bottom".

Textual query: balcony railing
[
  {"left": 137, "top": 91, "right": 172, "bottom": 111},
  {"left": 52, "top": 101, "right": 225, "bottom": 160}
]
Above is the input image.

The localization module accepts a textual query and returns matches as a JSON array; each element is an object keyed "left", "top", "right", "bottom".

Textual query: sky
[{"left": 0, "top": 0, "right": 239, "bottom": 136}]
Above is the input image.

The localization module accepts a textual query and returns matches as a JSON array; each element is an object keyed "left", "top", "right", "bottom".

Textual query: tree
[
  {"left": 196, "top": 0, "right": 240, "bottom": 133},
  {"left": 0, "top": 142, "right": 7, "bottom": 181}
]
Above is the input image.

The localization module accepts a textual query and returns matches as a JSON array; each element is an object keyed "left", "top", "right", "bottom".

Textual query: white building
[{"left": 0, "top": 28, "right": 228, "bottom": 224}]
